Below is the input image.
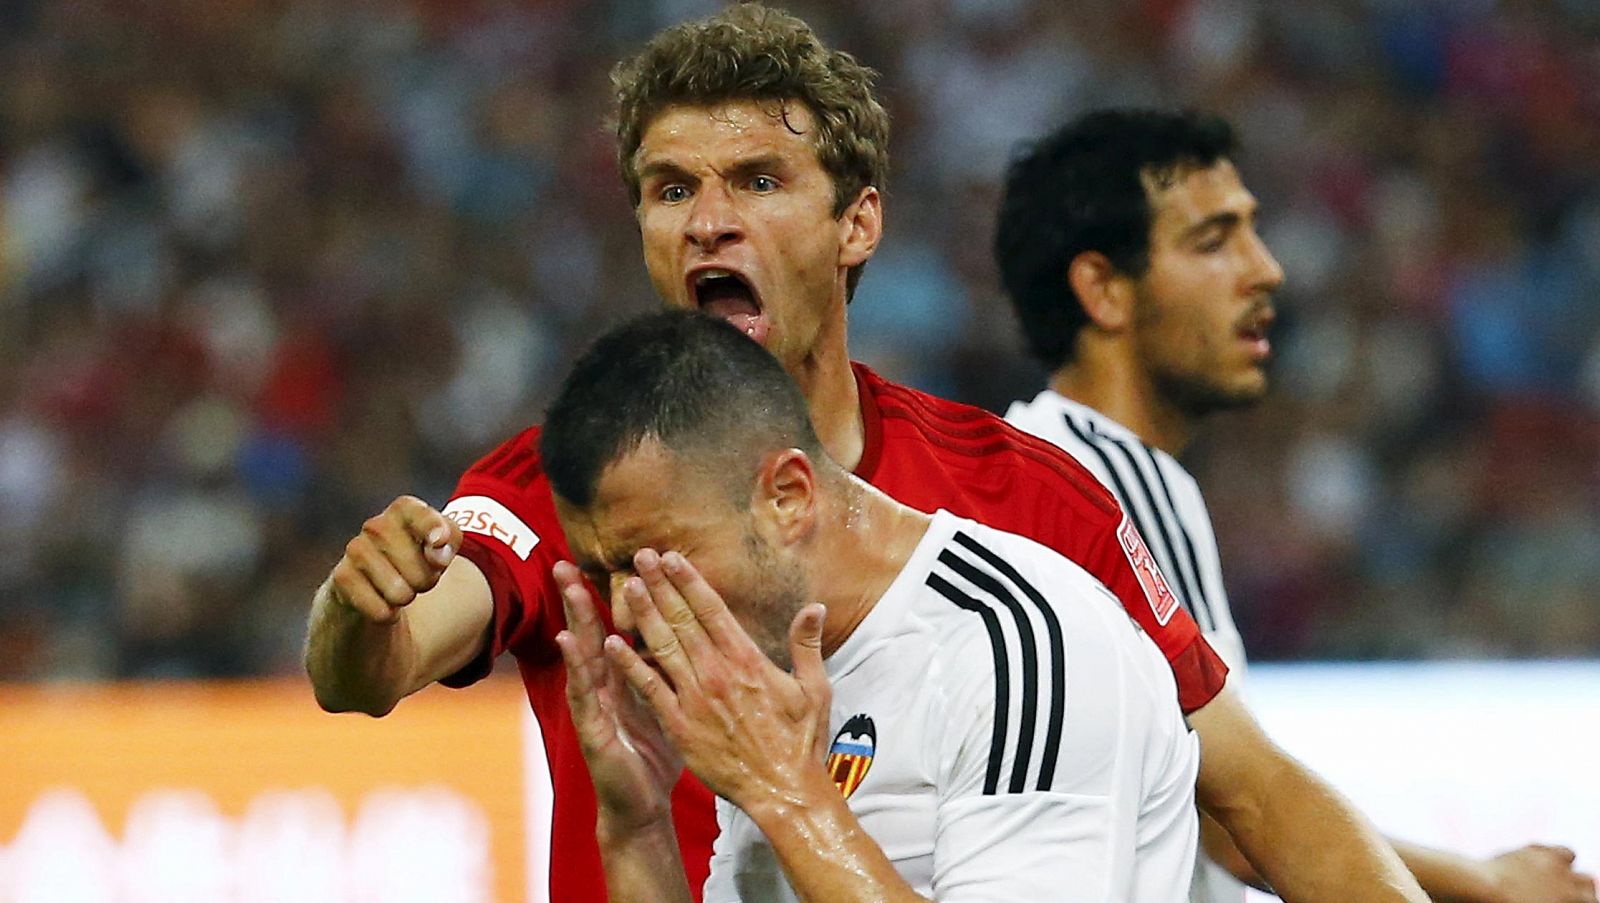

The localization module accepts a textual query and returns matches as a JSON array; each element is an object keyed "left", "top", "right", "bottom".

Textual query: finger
[
  {"left": 393, "top": 495, "right": 460, "bottom": 570},
  {"left": 606, "top": 633, "right": 685, "bottom": 734},
  {"left": 342, "top": 537, "right": 417, "bottom": 610},
  {"left": 787, "top": 602, "right": 828, "bottom": 684},
  {"left": 557, "top": 630, "right": 599, "bottom": 705},
  {"left": 363, "top": 516, "right": 439, "bottom": 590},
  {"left": 555, "top": 561, "right": 606, "bottom": 652},
  {"left": 329, "top": 561, "right": 400, "bottom": 623},
  {"left": 558, "top": 627, "right": 613, "bottom": 704},
  {"left": 558, "top": 629, "right": 622, "bottom": 753},
  {"left": 659, "top": 550, "right": 759, "bottom": 656},
  {"left": 622, "top": 573, "right": 701, "bottom": 694},
  {"left": 787, "top": 603, "right": 832, "bottom": 758},
  {"left": 635, "top": 549, "right": 716, "bottom": 656}
]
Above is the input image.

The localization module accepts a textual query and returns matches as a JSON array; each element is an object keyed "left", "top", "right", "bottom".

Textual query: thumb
[
  {"left": 1547, "top": 845, "right": 1578, "bottom": 864},
  {"left": 787, "top": 602, "right": 830, "bottom": 703},
  {"left": 424, "top": 517, "right": 463, "bottom": 571}
]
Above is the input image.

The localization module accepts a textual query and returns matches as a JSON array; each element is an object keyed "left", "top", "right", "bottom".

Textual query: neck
[
  {"left": 809, "top": 478, "right": 929, "bottom": 657},
  {"left": 791, "top": 297, "right": 866, "bottom": 472},
  {"left": 1050, "top": 346, "right": 1194, "bottom": 456}
]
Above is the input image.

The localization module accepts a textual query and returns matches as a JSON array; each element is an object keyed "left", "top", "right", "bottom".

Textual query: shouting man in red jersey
[{"left": 306, "top": 6, "right": 1424, "bottom": 901}]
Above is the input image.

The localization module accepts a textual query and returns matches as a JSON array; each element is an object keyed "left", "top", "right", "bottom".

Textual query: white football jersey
[
  {"left": 703, "top": 510, "right": 1199, "bottom": 902},
  {"left": 1007, "top": 389, "right": 1248, "bottom": 903}
]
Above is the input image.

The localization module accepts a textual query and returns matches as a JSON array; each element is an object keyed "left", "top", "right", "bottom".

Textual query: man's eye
[
  {"left": 749, "top": 175, "right": 777, "bottom": 193},
  {"left": 661, "top": 185, "right": 689, "bottom": 203}
]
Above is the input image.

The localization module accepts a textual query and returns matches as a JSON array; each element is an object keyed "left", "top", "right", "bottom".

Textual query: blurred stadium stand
[{"left": 1, "top": 0, "right": 1597, "bottom": 681}]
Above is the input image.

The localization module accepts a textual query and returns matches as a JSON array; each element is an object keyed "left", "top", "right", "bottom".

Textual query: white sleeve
[
  {"left": 702, "top": 797, "right": 784, "bottom": 903},
  {"left": 700, "top": 797, "right": 737, "bottom": 902},
  {"left": 928, "top": 600, "right": 1146, "bottom": 903}
]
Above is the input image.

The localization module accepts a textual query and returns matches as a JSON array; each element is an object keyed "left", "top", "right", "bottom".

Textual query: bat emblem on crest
[{"left": 826, "top": 714, "right": 877, "bottom": 799}]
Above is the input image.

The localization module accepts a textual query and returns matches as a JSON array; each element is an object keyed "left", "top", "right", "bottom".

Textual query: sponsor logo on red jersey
[
  {"left": 443, "top": 496, "right": 540, "bottom": 561},
  {"left": 1117, "top": 516, "right": 1179, "bottom": 627}
]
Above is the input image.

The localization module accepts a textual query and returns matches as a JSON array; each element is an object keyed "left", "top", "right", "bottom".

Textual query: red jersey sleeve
[
  {"left": 995, "top": 459, "right": 1227, "bottom": 714},
  {"left": 1088, "top": 511, "right": 1228, "bottom": 713},
  {"left": 437, "top": 426, "right": 567, "bottom": 686}
]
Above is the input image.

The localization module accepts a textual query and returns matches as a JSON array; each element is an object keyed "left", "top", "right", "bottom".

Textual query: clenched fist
[{"left": 328, "top": 495, "right": 464, "bottom": 623}]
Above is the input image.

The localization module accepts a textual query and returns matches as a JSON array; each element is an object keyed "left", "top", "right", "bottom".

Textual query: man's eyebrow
[
  {"left": 725, "top": 153, "right": 789, "bottom": 179},
  {"left": 1181, "top": 210, "right": 1244, "bottom": 241},
  {"left": 636, "top": 159, "right": 693, "bottom": 183}
]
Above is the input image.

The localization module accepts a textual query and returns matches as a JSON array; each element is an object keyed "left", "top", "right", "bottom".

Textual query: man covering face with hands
[{"left": 542, "top": 310, "right": 1203, "bottom": 902}]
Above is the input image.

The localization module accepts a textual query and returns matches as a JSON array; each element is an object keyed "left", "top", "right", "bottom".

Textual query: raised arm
[
  {"left": 1187, "top": 682, "right": 1428, "bottom": 902},
  {"left": 306, "top": 495, "right": 492, "bottom": 716},
  {"left": 553, "top": 560, "right": 692, "bottom": 903}
]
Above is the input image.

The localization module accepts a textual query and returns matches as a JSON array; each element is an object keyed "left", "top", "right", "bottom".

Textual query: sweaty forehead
[
  {"left": 1144, "top": 159, "right": 1254, "bottom": 233},
  {"left": 636, "top": 100, "right": 818, "bottom": 169}
]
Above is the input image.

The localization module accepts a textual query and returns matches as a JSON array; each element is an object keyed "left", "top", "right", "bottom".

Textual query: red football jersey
[{"left": 442, "top": 362, "right": 1228, "bottom": 902}]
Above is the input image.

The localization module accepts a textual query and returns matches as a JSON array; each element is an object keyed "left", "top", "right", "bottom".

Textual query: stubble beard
[
  {"left": 1133, "top": 286, "right": 1272, "bottom": 423},
  {"left": 1152, "top": 363, "right": 1269, "bottom": 423},
  {"left": 741, "top": 525, "right": 812, "bottom": 671}
]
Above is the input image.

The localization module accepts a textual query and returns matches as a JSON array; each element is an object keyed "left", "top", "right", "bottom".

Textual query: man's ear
[
  {"left": 838, "top": 186, "right": 882, "bottom": 270},
  {"left": 1068, "top": 250, "right": 1136, "bottom": 332},
  {"left": 754, "top": 448, "right": 819, "bottom": 545}
]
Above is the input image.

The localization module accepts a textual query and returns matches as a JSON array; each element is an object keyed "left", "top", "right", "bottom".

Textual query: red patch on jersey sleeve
[{"left": 1118, "top": 516, "right": 1180, "bottom": 626}]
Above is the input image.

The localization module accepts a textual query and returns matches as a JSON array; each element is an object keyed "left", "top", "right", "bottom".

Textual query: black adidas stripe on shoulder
[
  {"left": 926, "top": 531, "right": 1068, "bottom": 795},
  {"left": 1059, "top": 413, "right": 1212, "bottom": 631}
]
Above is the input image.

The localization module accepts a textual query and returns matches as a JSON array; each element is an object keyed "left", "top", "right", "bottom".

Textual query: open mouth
[
  {"left": 690, "top": 268, "right": 768, "bottom": 344},
  {"left": 1236, "top": 307, "right": 1275, "bottom": 360}
]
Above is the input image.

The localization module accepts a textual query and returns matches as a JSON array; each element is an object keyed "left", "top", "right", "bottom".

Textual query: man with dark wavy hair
[
  {"left": 308, "top": 8, "right": 1424, "bottom": 901},
  {"left": 999, "top": 107, "right": 1597, "bottom": 903}
]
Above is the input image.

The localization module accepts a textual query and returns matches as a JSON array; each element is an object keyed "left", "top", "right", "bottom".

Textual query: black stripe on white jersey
[
  {"left": 1095, "top": 428, "right": 1216, "bottom": 632},
  {"left": 926, "top": 532, "right": 1068, "bottom": 795},
  {"left": 1060, "top": 413, "right": 1214, "bottom": 632},
  {"left": 1135, "top": 439, "right": 1216, "bottom": 629},
  {"left": 950, "top": 531, "right": 1067, "bottom": 791},
  {"left": 926, "top": 571, "right": 1012, "bottom": 795}
]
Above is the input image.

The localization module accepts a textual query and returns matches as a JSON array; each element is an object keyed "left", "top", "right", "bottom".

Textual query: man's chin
[
  {"left": 1163, "top": 371, "right": 1269, "bottom": 418},
  {"left": 711, "top": 311, "right": 771, "bottom": 345}
]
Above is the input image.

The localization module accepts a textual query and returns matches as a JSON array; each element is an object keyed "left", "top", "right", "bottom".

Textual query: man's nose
[
  {"left": 684, "top": 184, "right": 743, "bottom": 252},
  {"left": 1245, "top": 228, "right": 1285, "bottom": 293}
]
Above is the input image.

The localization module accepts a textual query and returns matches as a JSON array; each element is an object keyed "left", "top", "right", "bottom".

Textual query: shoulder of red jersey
[
  {"left": 852, "top": 362, "right": 1123, "bottom": 519},
  {"left": 446, "top": 424, "right": 552, "bottom": 564},
  {"left": 459, "top": 424, "right": 544, "bottom": 484}
]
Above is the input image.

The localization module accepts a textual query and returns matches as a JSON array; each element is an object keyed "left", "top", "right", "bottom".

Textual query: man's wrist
[
  {"left": 737, "top": 770, "right": 842, "bottom": 837},
  {"left": 596, "top": 807, "right": 677, "bottom": 849}
]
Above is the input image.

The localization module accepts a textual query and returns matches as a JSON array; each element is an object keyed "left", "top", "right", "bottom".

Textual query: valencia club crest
[{"left": 826, "top": 714, "right": 877, "bottom": 799}]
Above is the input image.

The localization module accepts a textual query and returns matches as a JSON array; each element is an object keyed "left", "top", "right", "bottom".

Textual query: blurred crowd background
[{"left": 1, "top": 0, "right": 1597, "bottom": 681}]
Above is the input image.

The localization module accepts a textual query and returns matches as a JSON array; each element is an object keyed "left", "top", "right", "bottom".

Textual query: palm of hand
[{"left": 583, "top": 654, "right": 684, "bottom": 825}]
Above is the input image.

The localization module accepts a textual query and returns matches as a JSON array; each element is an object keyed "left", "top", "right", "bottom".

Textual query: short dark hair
[
  {"left": 995, "top": 108, "right": 1237, "bottom": 371},
  {"left": 542, "top": 310, "right": 825, "bottom": 509}
]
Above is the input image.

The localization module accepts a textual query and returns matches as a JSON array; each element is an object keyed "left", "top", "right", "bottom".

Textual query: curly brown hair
[{"left": 611, "top": 3, "right": 890, "bottom": 219}]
